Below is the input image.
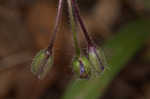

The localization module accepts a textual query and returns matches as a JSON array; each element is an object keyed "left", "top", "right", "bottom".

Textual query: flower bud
[
  {"left": 72, "top": 56, "right": 91, "bottom": 79},
  {"left": 88, "top": 46, "right": 107, "bottom": 74},
  {"left": 31, "top": 49, "right": 53, "bottom": 79}
]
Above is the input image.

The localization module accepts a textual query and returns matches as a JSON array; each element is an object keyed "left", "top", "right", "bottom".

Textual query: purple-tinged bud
[
  {"left": 72, "top": 56, "right": 91, "bottom": 79},
  {"left": 88, "top": 46, "right": 107, "bottom": 75},
  {"left": 31, "top": 49, "right": 53, "bottom": 79}
]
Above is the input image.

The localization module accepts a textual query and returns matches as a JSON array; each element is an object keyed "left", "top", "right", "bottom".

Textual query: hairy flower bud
[
  {"left": 31, "top": 49, "right": 53, "bottom": 79},
  {"left": 88, "top": 46, "right": 107, "bottom": 75},
  {"left": 72, "top": 56, "right": 91, "bottom": 79}
]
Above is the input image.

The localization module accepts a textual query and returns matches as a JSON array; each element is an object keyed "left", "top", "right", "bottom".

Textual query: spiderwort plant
[
  {"left": 31, "top": 0, "right": 107, "bottom": 79},
  {"left": 69, "top": 0, "right": 107, "bottom": 78}
]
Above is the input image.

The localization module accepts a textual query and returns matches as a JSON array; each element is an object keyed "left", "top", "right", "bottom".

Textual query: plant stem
[
  {"left": 71, "top": 0, "right": 93, "bottom": 46},
  {"left": 67, "top": 0, "right": 80, "bottom": 57},
  {"left": 47, "top": 0, "right": 64, "bottom": 53}
]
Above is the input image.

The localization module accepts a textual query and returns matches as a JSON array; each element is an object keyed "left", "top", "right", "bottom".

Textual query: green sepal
[
  {"left": 72, "top": 56, "right": 91, "bottom": 79},
  {"left": 89, "top": 47, "right": 107, "bottom": 75},
  {"left": 31, "top": 49, "right": 53, "bottom": 79}
]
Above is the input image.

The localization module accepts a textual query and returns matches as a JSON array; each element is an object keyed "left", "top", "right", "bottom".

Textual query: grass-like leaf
[{"left": 63, "top": 19, "right": 150, "bottom": 99}]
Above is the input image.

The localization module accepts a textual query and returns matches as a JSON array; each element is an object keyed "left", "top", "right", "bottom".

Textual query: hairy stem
[
  {"left": 47, "top": 0, "right": 64, "bottom": 53},
  {"left": 71, "top": 0, "right": 93, "bottom": 46},
  {"left": 67, "top": 0, "right": 80, "bottom": 57}
]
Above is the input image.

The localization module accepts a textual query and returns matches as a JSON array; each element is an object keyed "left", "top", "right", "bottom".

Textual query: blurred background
[{"left": 0, "top": 0, "right": 150, "bottom": 99}]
